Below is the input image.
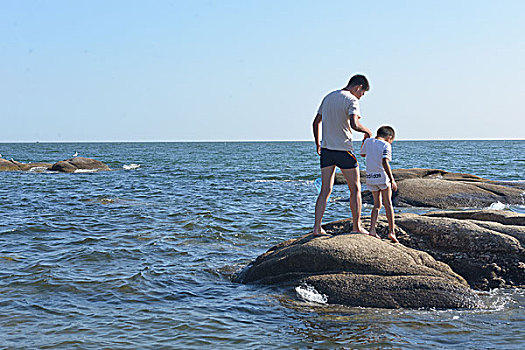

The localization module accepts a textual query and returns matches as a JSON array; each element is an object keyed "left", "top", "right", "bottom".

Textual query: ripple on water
[{"left": 1, "top": 141, "right": 524, "bottom": 349}]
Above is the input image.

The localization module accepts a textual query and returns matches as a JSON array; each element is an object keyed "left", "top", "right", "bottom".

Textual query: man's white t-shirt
[
  {"left": 360, "top": 138, "right": 392, "bottom": 185},
  {"left": 317, "top": 90, "right": 360, "bottom": 152}
]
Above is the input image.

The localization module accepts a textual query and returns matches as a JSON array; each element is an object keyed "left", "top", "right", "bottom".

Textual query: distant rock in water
[
  {"left": 335, "top": 168, "right": 525, "bottom": 209},
  {"left": 0, "top": 158, "right": 52, "bottom": 171},
  {"left": 233, "top": 230, "right": 480, "bottom": 309},
  {"left": 1, "top": 156, "right": 110, "bottom": 173},
  {"left": 50, "top": 157, "right": 111, "bottom": 173}
]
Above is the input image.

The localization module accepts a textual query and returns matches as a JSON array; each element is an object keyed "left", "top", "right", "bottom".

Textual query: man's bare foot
[
  {"left": 388, "top": 232, "right": 399, "bottom": 243},
  {"left": 368, "top": 231, "right": 380, "bottom": 239},
  {"left": 351, "top": 225, "right": 369, "bottom": 235},
  {"left": 313, "top": 228, "right": 329, "bottom": 237}
]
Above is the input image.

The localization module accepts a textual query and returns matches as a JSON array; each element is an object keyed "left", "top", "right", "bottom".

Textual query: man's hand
[{"left": 316, "top": 144, "right": 322, "bottom": 156}]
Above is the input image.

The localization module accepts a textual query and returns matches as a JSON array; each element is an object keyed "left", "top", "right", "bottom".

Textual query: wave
[
  {"left": 295, "top": 284, "right": 328, "bottom": 304},
  {"left": 28, "top": 166, "right": 49, "bottom": 173},
  {"left": 253, "top": 179, "right": 306, "bottom": 183},
  {"left": 486, "top": 201, "right": 508, "bottom": 210},
  {"left": 74, "top": 169, "right": 101, "bottom": 173},
  {"left": 123, "top": 163, "right": 141, "bottom": 170}
]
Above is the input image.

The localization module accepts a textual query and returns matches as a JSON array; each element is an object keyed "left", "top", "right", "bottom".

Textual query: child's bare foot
[
  {"left": 388, "top": 232, "right": 399, "bottom": 243},
  {"left": 313, "top": 228, "right": 329, "bottom": 237},
  {"left": 368, "top": 230, "right": 380, "bottom": 239}
]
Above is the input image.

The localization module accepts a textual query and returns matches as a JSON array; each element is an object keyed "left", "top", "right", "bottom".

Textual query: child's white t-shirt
[{"left": 360, "top": 138, "right": 392, "bottom": 185}]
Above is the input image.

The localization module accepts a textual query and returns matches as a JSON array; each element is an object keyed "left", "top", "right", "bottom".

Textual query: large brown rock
[
  {"left": 49, "top": 157, "right": 110, "bottom": 173},
  {"left": 391, "top": 210, "right": 525, "bottom": 290},
  {"left": 233, "top": 231, "right": 480, "bottom": 309},
  {"left": 335, "top": 168, "right": 525, "bottom": 208}
]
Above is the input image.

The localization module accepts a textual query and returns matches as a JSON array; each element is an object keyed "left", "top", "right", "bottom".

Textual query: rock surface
[
  {"left": 325, "top": 210, "right": 525, "bottom": 291},
  {"left": 394, "top": 210, "right": 525, "bottom": 290},
  {"left": 335, "top": 168, "right": 525, "bottom": 208},
  {"left": 233, "top": 231, "right": 480, "bottom": 309},
  {"left": 0, "top": 158, "right": 52, "bottom": 171},
  {"left": 49, "top": 157, "right": 110, "bottom": 172}
]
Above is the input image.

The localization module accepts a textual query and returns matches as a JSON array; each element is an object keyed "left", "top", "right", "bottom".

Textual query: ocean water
[{"left": 0, "top": 140, "right": 524, "bottom": 349}]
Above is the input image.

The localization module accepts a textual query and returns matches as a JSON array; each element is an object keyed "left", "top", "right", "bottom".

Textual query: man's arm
[
  {"left": 349, "top": 114, "right": 373, "bottom": 138},
  {"left": 382, "top": 158, "right": 397, "bottom": 191},
  {"left": 360, "top": 138, "right": 366, "bottom": 157},
  {"left": 312, "top": 113, "right": 322, "bottom": 155}
]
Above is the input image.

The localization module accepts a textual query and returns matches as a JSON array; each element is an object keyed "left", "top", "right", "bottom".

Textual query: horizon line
[{"left": 1, "top": 137, "right": 525, "bottom": 144}]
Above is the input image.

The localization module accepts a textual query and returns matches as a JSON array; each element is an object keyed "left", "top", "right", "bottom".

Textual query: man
[{"left": 312, "top": 74, "right": 373, "bottom": 236}]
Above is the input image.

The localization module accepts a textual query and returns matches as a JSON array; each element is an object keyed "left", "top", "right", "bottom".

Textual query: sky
[{"left": 1, "top": 0, "right": 524, "bottom": 142}]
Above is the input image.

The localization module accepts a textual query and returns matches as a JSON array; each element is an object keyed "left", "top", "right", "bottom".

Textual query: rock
[
  {"left": 233, "top": 230, "right": 480, "bottom": 309},
  {"left": 1, "top": 156, "right": 109, "bottom": 173},
  {"left": 0, "top": 158, "right": 52, "bottom": 171},
  {"left": 49, "top": 157, "right": 110, "bottom": 173},
  {"left": 392, "top": 178, "right": 524, "bottom": 208},
  {"left": 335, "top": 168, "right": 525, "bottom": 209},
  {"left": 0, "top": 158, "right": 22, "bottom": 171},
  {"left": 390, "top": 210, "right": 525, "bottom": 290}
]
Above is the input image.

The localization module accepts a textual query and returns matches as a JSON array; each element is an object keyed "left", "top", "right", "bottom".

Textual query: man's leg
[
  {"left": 340, "top": 167, "right": 367, "bottom": 233},
  {"left": 313, "top": 165, "right": 336, "bottom": 235}
]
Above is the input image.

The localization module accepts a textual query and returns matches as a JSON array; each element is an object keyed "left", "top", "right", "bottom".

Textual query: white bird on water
[{"left": 73, "top": 152, "right": 78, "bottom": 157}]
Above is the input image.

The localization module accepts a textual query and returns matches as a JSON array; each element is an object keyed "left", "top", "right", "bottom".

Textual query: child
[{"left": 360, "top": 126, "right": 399, "bottom": 243}]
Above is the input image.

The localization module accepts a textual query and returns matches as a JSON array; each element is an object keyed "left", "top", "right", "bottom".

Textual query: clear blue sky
[{"left": 1, "top": 0, "right": 524, "bottom": 142}]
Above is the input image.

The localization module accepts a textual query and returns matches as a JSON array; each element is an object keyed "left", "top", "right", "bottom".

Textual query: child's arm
[{"left": 382, "top": 158, "right": 397, "bottom": 191}]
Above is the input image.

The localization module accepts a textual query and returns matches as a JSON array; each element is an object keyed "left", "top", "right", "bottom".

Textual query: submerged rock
[
  {"left": 233, "top": 231, "right": 480, "bottom": 309},
  {"left": 335, "top": 168, "right": 525, "bottom": 208}
]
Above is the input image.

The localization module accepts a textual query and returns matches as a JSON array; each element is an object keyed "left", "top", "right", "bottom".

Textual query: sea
[{"left": 0, "top": 140, "right": 524, "bottom": 349}]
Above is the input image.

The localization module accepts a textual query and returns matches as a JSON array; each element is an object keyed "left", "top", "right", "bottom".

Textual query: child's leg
[
  {"left": 381, "top": 186, "right": 398, "bottom": 243},
  {"left": 369, "top": 190, "right": 381, "bottom": 238}
]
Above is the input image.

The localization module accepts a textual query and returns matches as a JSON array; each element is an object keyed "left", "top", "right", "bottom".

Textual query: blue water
[{"left": 0, "top": 140, "right": 524, "bottom": 349}]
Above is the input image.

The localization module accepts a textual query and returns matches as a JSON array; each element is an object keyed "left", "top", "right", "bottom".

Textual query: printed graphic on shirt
[{"left": 360, "top": 138, "right": 393, "bottom": 185}]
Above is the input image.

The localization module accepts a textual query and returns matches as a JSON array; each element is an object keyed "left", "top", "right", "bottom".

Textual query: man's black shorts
[{"left": 320, "top": 148, "right": 358, "bottom": 169}]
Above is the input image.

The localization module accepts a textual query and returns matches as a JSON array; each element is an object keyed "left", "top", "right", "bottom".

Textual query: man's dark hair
[
  {"left": 348, "top": 74, "right": 370, "bottom": 91},
  {"left": 377, "top": 125, "right": 395, "bottom": 138}
]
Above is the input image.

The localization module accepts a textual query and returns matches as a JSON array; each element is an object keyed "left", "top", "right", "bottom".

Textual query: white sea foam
[
  {"left": 74, "top": 169, "right": 100, "bottom": 173},
  {"left": 253, "top": 179, "right": 298, "bottom": 183},
  {"left": 486, "top": 201, "right": 507, "bottom": 210},
  {"left": 295, "top": 284, "right": 328, "bottom": 304},
  {"left": 123, "top": 164, "right": 141, "bottom": 170},
  {"left": 476, "top": 288, "right": 519, "bottom": 312},
  {"left": 28, "top": 166, "right": 49, "bottom": 173}
]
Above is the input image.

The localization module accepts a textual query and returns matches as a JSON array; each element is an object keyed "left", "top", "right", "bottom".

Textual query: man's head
[
  {"left": 346, "top": 74, "right": 369, "bottom": 99},
  {"left": 376, "top": 125, "right": 395, "bottom": 143}
]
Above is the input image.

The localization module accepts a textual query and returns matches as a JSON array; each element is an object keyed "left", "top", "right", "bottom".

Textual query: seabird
[{"left": 73, "top": 152, "right": 78, "bottom": 157}]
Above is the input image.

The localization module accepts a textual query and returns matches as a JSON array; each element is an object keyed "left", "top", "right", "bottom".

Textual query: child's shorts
[{"left": 367, "top": 183, "right": 390, "bottom": 192}]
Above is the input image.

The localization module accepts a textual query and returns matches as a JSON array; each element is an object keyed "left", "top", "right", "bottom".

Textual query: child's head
[{"left": 376, "top": 126, "right": 395, "bottom": 143}]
